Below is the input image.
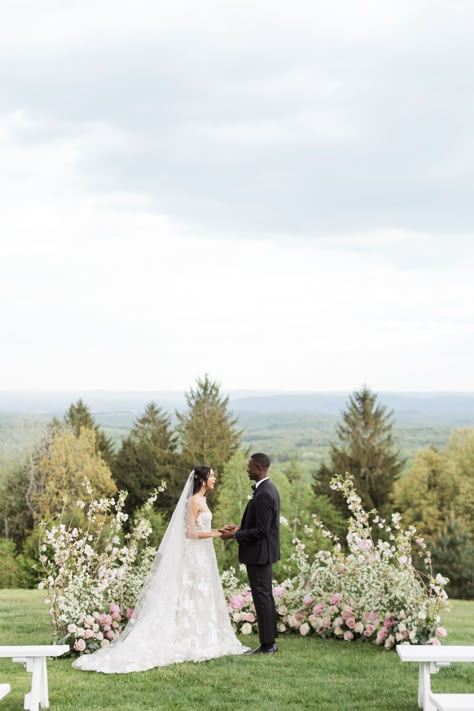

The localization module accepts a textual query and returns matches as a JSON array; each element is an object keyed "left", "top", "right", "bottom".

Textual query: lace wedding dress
[{"left": 73, "top": 475, "right": 248, "bottom": 674}]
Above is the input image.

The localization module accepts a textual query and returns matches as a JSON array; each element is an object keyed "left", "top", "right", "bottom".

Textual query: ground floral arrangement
[{"left": 38, "top": 474, "right": 448, "bottom": 655}]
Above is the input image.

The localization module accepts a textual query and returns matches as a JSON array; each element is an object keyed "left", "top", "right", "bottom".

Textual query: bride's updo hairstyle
[{"left": 192, "top": 466, "right": 212, "bottom": 495}]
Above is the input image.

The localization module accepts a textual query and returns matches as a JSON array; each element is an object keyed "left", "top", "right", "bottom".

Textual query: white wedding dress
[{"left": 73, "top": 475, "right": 248, "bottom": 674}]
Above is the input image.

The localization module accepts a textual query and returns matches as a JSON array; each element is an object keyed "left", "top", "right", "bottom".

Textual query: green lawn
[{"left": 0, "top": 590, "right": 473, "bottom": 710}]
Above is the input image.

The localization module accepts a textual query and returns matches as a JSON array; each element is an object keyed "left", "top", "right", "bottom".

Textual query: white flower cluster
[
  {"left": 226, "top": 473, "right": 449, "bottom": 648},
  {"left": 38, "top": 484, "right": 166, "bottom": 653}
]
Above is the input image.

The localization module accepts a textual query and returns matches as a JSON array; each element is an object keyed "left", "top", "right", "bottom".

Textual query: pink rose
[
  {"left": 104, "top": 630, "right": 114, "bottom": 640},
  {"left": 321, "top": 617, "right": 331, "bottom": 628},
  {"left": 74, "top": 639, "right": 86, "bottom": 652},
  {"left": 329, "top": 605, "right": 338, "bottom": 615},
  {"left": 67, "top": 624, "right": 77, "bottom": 634},
  {"left": 331, "top": 593, "right": 342, "bottom": 605},
  {"left": 344, "top": 630, "right": 354, "bottom": 641},
  {"left": 334, "top": 626, "right": 344, "bottom": 637},
  {"left": 429, "top": 638, "right": 441, "bottom": 646},
  {"left": 126, "top": 608, "right": 134, "bottom": 620},
  {"left": 112, "top": 612, "right": 121, "bottom": 622},
  {"left": 109, "top": 603, "right": 120, "bottom": 615},
  {"left": 435, "top": 626, "right": 448, "bottom": 638},
  {"left": 246, "top": 613, "right": 256, "bottom": 623},
  {"left": 333, "top": 617, "right": 343, "bottom": 628},
  {"left": 364, "top": 624, "right": 375, "bottom": 637},
  {"left": 342, "top": 606, "right": 353, "bottom": 619},
  {"left": 354, "top": 622, "right": 364, "bottom": 634},
  {"left": 312, "top": 603, "right": 326, "bottom": 616},
  {"left": 303, "top": 594, "right": 314, "bottom": 607},
  {"left": 84, "top": 629, "right": 94, "bottom": 639},
  {"left": 346, "top": 617, "right": 356, "bottom": 629},
  {"left": 277, "top": 605, "right": 288, "bottom": 616},
  {"left": 300, "top": 623, "right": 310, "bottom": 636},
  {"left": 273, "top": 586, "right": 285, "bottom": 599},
  {"left": 229, "top": 595, "right": 245, "bottom": 610},
  {"left": 99, "top": 614, "right": 112, "bottom": 627}
]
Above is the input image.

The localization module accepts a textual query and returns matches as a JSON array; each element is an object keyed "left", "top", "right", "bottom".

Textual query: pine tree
[
  {"left": 176, "top": 375, "right": 242, "bottom": 490},
  {"left": 64, "top": 399, "right": 115, "bottom": 466},
  {"left": 313, "top": 387, "right": 405, "bottom": 514},
  {"left": 112, "top": 402, "right": 180, "bottom": 516}
]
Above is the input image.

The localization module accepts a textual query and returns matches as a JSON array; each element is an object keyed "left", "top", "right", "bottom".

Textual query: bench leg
[
  {"left": 11, "top": 656, "right": 52, "bottom": 710},
  {"left": 23, "top": 657, "right": 43, "bottom": 711},
  {"left": 419, "top": 662, "right": 435, "bottom": 711},
  {"left": 40, "top": 658, "right": 49, "bottom": 708}
]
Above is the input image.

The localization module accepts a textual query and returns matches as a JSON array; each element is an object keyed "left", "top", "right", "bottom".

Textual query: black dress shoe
[{"left": 247, "top": 644, "right": 277, "bottom": 655}]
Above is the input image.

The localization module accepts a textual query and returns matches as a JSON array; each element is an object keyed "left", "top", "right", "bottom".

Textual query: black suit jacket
[{"left": 234, "top": 479, "right": 280, "bottom": 565}]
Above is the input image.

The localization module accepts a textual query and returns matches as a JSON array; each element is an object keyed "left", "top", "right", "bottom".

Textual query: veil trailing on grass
[
  {"left": 117, "top": 470, "right": 197, "bottom": 641},
  {"left": 72, "top": 471, "right": 248, "bottom": 673}
]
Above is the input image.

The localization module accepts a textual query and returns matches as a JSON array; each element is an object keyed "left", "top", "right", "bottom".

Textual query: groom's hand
[
  {"left": 220, "top": 529, "right": 234, "bottom": 540},
  {"left": 219, "top": 524, "right": 240, "bottom": 540}
]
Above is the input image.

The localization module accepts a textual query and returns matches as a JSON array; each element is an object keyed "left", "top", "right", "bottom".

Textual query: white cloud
[{"left": 1, "top": 2, "right": 473, "bottom": 390}]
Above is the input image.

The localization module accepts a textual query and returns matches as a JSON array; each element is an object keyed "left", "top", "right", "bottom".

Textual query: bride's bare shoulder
[{"left": 190, "top": 493, "right": 205, "bottom": 510}]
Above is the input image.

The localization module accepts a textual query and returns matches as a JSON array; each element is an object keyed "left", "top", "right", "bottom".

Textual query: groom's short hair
[{"left": 250, "top": 453, "right": 270, "bottom": 470}]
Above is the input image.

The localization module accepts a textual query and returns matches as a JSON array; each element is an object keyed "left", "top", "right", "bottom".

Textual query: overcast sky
[{"left": 1, "top": 0, "right": 473, "bottom": 392}]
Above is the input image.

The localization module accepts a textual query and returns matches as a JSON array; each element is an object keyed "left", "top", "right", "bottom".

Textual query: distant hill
[{"left": 1, "top": 390, "right": 474, "bottom": 424}]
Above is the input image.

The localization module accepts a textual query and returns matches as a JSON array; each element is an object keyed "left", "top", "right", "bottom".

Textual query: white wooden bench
[
  {"left": 0, "top": 645, "right": 69, "bottom": 711},
  {"left": 0, "top": 684, "right": 11, "bottom": 701},
  {"left": 397, "top": 645, "right": 474, "bottom": 711}
]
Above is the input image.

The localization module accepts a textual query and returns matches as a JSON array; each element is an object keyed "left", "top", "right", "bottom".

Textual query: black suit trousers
[{"left": 246, "top": 563, "right": 277, "bottom": 646}]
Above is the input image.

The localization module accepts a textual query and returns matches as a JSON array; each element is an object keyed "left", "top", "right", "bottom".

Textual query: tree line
[{"left": 1, "top": 379, "right": 473, "bottom": 598}]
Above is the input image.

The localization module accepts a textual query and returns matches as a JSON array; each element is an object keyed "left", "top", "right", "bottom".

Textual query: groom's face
[{"left": 247, "top": 458, "right": 260, "bottom": 480}]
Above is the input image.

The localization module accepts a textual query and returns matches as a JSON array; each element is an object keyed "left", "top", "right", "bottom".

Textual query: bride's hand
[{"left": 211, "top": 529, "right": 222, "bottom": 538}]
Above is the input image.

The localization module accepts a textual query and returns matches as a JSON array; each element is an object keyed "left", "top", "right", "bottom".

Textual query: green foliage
[
  {"left": 393, "top": 447, "right": 454, "bottom": 538},
  {"left": 176, "top": 375, "right": 242, "bottom": 494},
  {"left": 29, "top": 425, "right": 116, "bottom": 521},
  {"left": 0, "top": 464, "right": 35, "bottom": 547},
  {"left": 393, "top": 428, "right": 474, "bottom": 598},
  {"left": 112, "top": 402, "right": 181, "bottom": 516},
  {"left": 314, "top": 387, "right": 405, "bottom": 515},
  {"left": 431, "top": 515, "right": 474, "bottom": 600},
  {"left": 0, "top": 538, "right": 29, "bottom": 588},
  {"left": 64, "top": 400, "right": 115, "bottom": 466}
]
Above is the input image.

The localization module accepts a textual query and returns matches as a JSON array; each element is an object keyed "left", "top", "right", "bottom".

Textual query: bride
[{"left": 73, "top": 466, "right": 249, "bottom": 673}]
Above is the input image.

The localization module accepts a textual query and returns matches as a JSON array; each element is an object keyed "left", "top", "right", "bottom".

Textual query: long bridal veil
[
  {"left": 73, "top": 471, "right": 248, "bottom": 673},
  {"left": 117, "top": 470, "right": 196, "bottom": 642}
]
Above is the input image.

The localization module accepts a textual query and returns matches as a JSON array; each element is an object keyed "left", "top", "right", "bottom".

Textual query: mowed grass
[{"left": 0, "top": 590, "right": 473, "bottom": 710}]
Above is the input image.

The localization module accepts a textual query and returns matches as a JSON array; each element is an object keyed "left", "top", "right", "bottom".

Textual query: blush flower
[{"left": 74, "top": 639, "right": 86, "bottom": 652}]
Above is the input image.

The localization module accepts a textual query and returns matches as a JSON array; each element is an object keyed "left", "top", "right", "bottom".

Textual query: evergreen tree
[
  {"left": 313, "top": 387, "right": 404, "bottom": 514},
  {"left": 64, "top": 399, "right": 115, "bottom": 466},
  {"left": 176, "top": 375, "right": 242, "bottom": 498},
  {"left": 112, "top": 402, "right": 180, "bottom": 516}
]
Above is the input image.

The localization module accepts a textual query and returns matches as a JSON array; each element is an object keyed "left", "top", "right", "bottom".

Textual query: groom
[{"left": 221, "top": 453, "right": 280, "bottom": 654}]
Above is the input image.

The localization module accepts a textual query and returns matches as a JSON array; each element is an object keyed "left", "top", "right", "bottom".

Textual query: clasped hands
[{"left": 219, "top": 524, "right": 240, "bottom": 541}]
